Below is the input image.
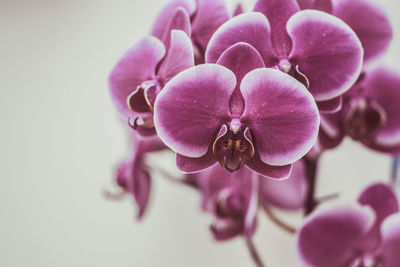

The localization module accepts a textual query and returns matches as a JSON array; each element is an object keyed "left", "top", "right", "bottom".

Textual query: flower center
[
  {"left": 127, "top": 81, "right": 160, "bottom": 113},
  {"left": 344, "top": 99, "right": 387, "bottom": 141},
  {"left": 212, "top": 125, "right": 255, "bottom": 172}
]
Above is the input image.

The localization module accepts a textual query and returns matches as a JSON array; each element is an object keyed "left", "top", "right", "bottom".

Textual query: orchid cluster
[{"left": 107, "top": 0, "right": 400, "bottom": 266}]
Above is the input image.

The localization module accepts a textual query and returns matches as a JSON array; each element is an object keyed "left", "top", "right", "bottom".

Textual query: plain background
[{"left": 0, "top": 0, "right": 399, "bottom": 266}]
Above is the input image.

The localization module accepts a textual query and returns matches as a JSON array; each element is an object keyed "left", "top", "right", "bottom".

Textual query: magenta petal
[
  {"left": 259, "top": 159, "right": 307, "bottom": 210},
  {"left": 160, "top": 8, "right": 191, "bottom": 50},
  {"left": 109, "top": 37, "right": 165, "bottom": 116},
  {"left": 216, "top": 42, "right": 265, "bottom": 116},
  {"left": 176, "top": 150, "right": 217, "bottom": 173},
  {"left": 287, "top": 10, "right": 363, "bottom": 101},
  {"left": 317, "top": 96, "right": 342, "bottom": 114},
  {"left": 151, "top": 0, "right": 196, "bottom": 40},
  {"left": 297, "top": 204, "right": 375, "bottom": 267},
  {"left": 364, "top": 68, "right": 400, "bottom": 147},
  {"left": 297, "top": 0, "right": 315, "bottom": 9},
  {"left": 154, "top": 64, "right": 236, "bottom": 157},
  {"left": 333, "top": 0, "right": 392, "bottom": 63},
  {"left": 205, "top": 12, "right": 278, "bottom": 66},
  {"left": 157, "top": 30, "right": 194, "bottom": 84},
  {"left": 380, "top": 214, "right": 400, "bottom": 267},
  {"left": 253, "top": 0, "right": 300, "bottom": 56},
  {"left": 132, "top": 167, "right": 151, "bottom": 219},
  {"left": 241, "top": 68, "right": 319, "bottom": 166},
  {"left": 246, "top": 155, "right": 292, "bottom": 179},
  {"left": 191, "top": 0, "right": 230, "bottom": 52},
  {"left": 358, "top": 183, "right": 399, "bottom": 252}
]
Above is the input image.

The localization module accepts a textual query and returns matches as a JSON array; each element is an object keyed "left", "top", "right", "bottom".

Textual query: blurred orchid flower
[
  {"left": 297, "top": 0, "right": 392, "bottom": 64},
  {"left": 189, "top": 166, "right": 259, "bottom": 240},
  {"left": 109, "top": 30, "right": 194, "bottom": 136},
  {"left": 152, "top": 0, "right": 230, "bottom": 64},
  {"left": 206, "top": 0, "right": 363, "bottom": 113},
  {"left": 319, "top": 67, "right": 400, "bottom": 154},
  {"left": 154, "top": 43, "right": 319, "bottom": 177},
  {"left": 259, "top": 159, "right": 308, "bottom": 211},
  {"left": 297, "top": 183, "right": 400, "bottom": 267},
  {"left": 107, "top": 135, "right": 165, "bottom": 219}
]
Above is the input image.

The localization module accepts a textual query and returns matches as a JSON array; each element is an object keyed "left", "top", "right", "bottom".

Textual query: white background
[{"left": 0, "top": 0, "right": 399, "bottom": 266}]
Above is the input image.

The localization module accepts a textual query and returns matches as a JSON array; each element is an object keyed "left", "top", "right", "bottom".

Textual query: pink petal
[
  {"left": 157, "top": 30, "right": 194, "bottom": 84},
  {"left": 151, "top": 0, "right": 196, "bottom": 40},
  {"left": 380, "top": 214, "right": 400, "bottom": 267},
  {"left": 317, "top": 96, "right": 342, "bottom": 114},
  {"left": 191, "top": 0, "right": 230, "bottom": 52},
  {"left": 241, "top": 68, "right": 320, "bottom": 166},
  {"left": 358, "top": 183, "right": 399, "bottom": 252},
  {"left": 205, "top": 12, "right": 278, "bottom": 66},
  {"left": 160, "top": 7, "right": 191, "bottom": 50},
  {"left": 109, "top": 37, "right": 165, "bottom": 116},
  {"left": 176, "top": 150, "right": 217, "bottom": 173},
  {"left": 287, "top": 10, "right": 363, "bottom": 101},
  {"left": 297, "top": 204, "right": 375, "bottom": 267},
  {"left": 253, "top": 0, "right": 300, "bottom": 56},
  {"left": 332, "top": 0, "right": 392, "bottom": 63},
  {"left": 259, "top": 159, "right": 307, "bottom": 210},
  {"left": 363, "top": 67, "right": 400, "bottom": 147},
  {"left": 154, "top": 64, "right": 236, "bottom": 157}
]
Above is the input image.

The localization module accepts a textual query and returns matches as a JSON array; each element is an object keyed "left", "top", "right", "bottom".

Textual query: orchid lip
[
  {"left": 128, "top": 116, "right": 155, "bottom": 130},
  {"left": 344, "top": 98, "right": 387, "bottom": 141},
  {"left": 212, "top": 125, "right": 255, "bottom": 172},
  {"left": 127, "top": 81, "right": 159, "bottom": 113}
]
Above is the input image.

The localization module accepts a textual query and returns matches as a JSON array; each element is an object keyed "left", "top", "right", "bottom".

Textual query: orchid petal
[
  {"left": 253, "top": 0, "right": 300, "bottom": 56},
  {"left": 191, "top": 0, "right": 230, "bottom": 52},
  {"left": 176, "top": 150, "right": 217, "bottom": 173},
  {"left": 317, "top": 96, "right": 342, "bottom": 114},
  {"left": 364, "top": 68, "right": 400, "bottom": 147},
  {"left": 205, "top": 12, "right": 278, "bottom": 66},
  {"left": 241, "top": 68, "right": 319, "bottom": 166},
  {"left": 259, "top": 159, "right": 307, "bottom": 210},
  {"left": 109, "top": 37, "right": 165, "bottom": 116},
  {"left": 358, "top": 183, "right": 399, "bottom": 252},
  {"left": 287, "top": 10, "right": 363, "bottom": 101},
  {"left": 332, "top": 0, "right": 392, "bottom": 63},
  {"left": 154, "top": 64, "right": 236, "bottom": 157},
  {"left": 297, "top": 204, "right": 375, "bottom": 267},
  {"left": 380, "top": 214, "right": 400, "bottom": 267},
  {"left": 216, "top": 42, "right": 265, "bottom": 116},
  {"left": 157, "top": 30, "right": 194, "bottom": 84},
  {"left": 151, "top": 0, "right": 196, "bottom": 40},
  {"left": 131, "top": 167, "right": 151, "bottom": 219},
  {"left": 160, "top": 8, "right": 191, "bottom": 50},
  {"left": 246, "top": 155, "right": 292, "bottom": 179}
]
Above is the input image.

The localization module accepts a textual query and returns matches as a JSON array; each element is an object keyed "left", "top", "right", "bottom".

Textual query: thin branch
[
  {"left": 262, "top": 205, "right": 296, "bottom": 234},
  {"left": 245, "top": 237, "right": 266, "bottom": 267},
  {"left": 315, "top": 192, "right": 340, "bottom": 204},
  {"left": 304, "top": 157, "right": 319, "bottom": 215}
]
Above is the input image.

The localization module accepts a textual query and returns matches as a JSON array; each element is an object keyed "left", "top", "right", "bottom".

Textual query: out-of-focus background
[{"left": 0, "top": 0, "right": 399, "bottom": 266}]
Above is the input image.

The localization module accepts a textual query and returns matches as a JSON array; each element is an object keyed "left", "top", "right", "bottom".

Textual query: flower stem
[
  {"left": 245, "top": 237, "right": 266, "bottom": 267},
  {"left": 304, "top": 157, "right": 319, "bottom": 215},
  {"left": 262, "top": 205, "right": 296, "bottom": 234}
]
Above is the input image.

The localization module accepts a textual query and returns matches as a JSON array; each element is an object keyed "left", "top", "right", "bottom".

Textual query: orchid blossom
[
  {"left": 154, "top": 42, "right": 320, "bottom": 177},
  {"left": 297, "top": 0, "right": 392, "bottom": 64},
  {"left": 190, "top": 166, "right": 259, "bottom": 240},
  {"left": 319, "top": 67, "right": 400, "bottom": 154},
  {"left": 297, "top": 183, "right": 400, "bottom": 267},
  {"left": 206, "top": 0, "right": 363, "bottom": 113},
  {"left": 106, "top": 135, "right": 165, "bottom": 219},
  {"left": 109, "top": 30, "right": 194, "bottom": 136}
]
